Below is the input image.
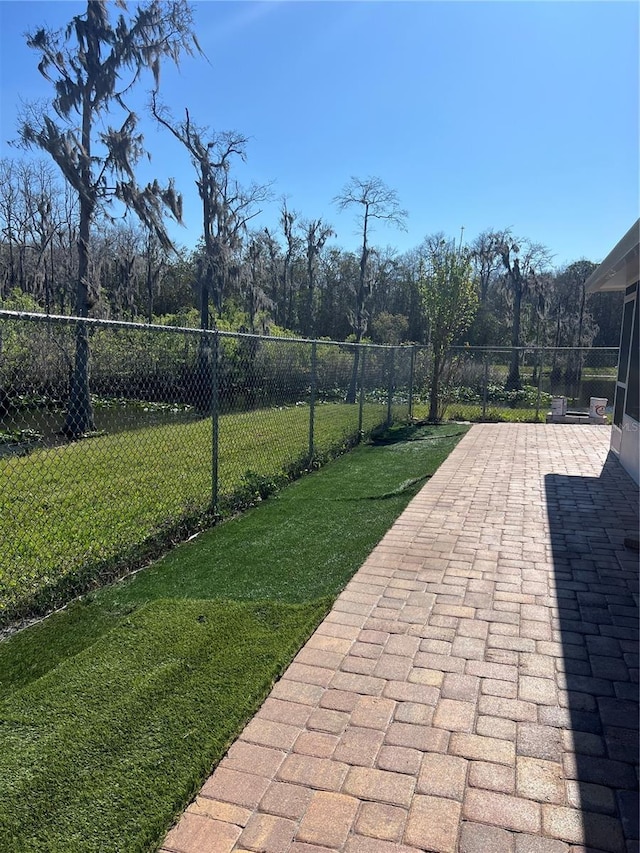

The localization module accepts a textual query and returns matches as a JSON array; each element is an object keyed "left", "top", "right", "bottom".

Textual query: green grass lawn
[
  {"left": 0, "top": 402, "right": 387, "bottom": 626},
  {"left": 0, "top": 422, "right": 468, "bottom": 853},
  {"left": 418, "top": 402, "right": 546, "bottom": 423},
  {"left": 417, "top": 402, "right": 611, "bottom": 424}
]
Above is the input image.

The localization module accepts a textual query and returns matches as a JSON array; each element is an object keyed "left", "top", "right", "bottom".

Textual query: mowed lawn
[
  {"left": 0, "top": 402, "right": 388, "bottom": 624},
  {"left": 413, "top": 402, "right": 546, "bottom": 423},
  {"left": 0, "top": 423, "right": 468, "bottom": 853}
]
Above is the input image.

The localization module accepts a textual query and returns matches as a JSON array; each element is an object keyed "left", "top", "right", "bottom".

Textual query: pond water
[
  {"left": 0, "top": 402, "right": 199, "bottom": 457},
  {"left": 539, "top": 377, "right": 616, "bottom": 408}
]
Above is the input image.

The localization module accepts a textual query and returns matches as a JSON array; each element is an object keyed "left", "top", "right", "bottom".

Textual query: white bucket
[
  {"left": 551, "top": 397, "right": 567, "bottom": 417},
  {"left": 589, "top": 397, "right": 607, "bottom": 418}
]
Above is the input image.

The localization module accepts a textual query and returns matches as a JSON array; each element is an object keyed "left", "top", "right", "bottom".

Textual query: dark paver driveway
[{"left": 161, "top": 424, "right": 639, "bottom": 853}]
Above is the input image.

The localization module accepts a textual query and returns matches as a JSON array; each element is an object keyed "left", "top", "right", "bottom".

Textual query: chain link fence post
[
  {"left": 535, "top": 347, "right": 544, "bottom": 422},
  {"left": 387, "top": 347, "right": 395, "bottom": 426},
  {"left": 482, "top": 353, "right": 489, "bottom": 419},
  {"left": 309, "top": 339, "right": 317, "bottom": 462},
  {"left": 211, "top": 329, "right": 219, "bottom": 512},
  {"left": 358, "top": 345, "right": 366, "bottom": 440},
  {"left": 408, "top": 345, "right": 416, "bottom": 420}
]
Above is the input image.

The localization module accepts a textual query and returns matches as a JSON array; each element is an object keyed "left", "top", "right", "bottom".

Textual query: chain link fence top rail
[{"left": 0, "top": 310, "right": 409, "bottom": 626}]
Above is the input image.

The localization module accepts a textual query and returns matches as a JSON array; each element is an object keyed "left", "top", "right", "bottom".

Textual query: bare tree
[
  {"left": 52, "top": 181, "right": 80, "bottom": 313},
  {"left": 471, "top": 228, "right": 510, "bottom": 304},
  {"left": 17, "top": 0, "right": 199, "bottom": 436},
  {"left": 0, "top": 160, "right": 18, "bottom": 298},
  {"left": 152, "top": 96, "right": 270, "bottom": 323},
  {"left": 0, "top": 158, "right": 60, "bottom": 304},
  {"left": 151, "top": 96, "right": 270, "bottom": 406},
  {"left": 20, "top": 160, "right": 59, "bottom": 311},
  {"left": 334, "top": 176, "right": 407, "bottom": 402},
  {"left": 0, "top": 158, "right": 31, "bottom": 296}
]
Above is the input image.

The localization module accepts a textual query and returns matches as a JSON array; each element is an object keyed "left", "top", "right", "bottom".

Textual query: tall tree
[
  {"left": 18, "top": 0, "right": 198, "bottom": 436},
  {"left": 334, "top": 176, "right": 407, "bottom": 402},
  {"left": 550, "top": 260, "right": 597, "bottom": 347},
  {"left": 52, "top": 180, "right": 80, "bottom": 314},
  {"left": 151, "top": 97, "right": 269, "bottom": 406},
  {"left": 549, "top": 259, "right": 598, "bottom": 392},
  {"left": 470, "top": 229, "right": 509, "bottom": 304},
  {"left": 394, "top": 248, "right": 429, "bottom": 343},
  {"left": 368, "top": 246, "right": 401, "bottom": 318},
  {"left": 0, "top": 158, "right": 62, "bottom": 305},
  {"left": 419, "top": 235, "right": 477, "bottom": 421},
  {"left": 498, "top": 236, "right": 552, "bottom": 390},
  {"left": 92, "top": 220, "right": 140, "bottom": 318},
  {"left": 152, "top": 97, "right": 269, "bottom": 326},
  {"left": 317, "top": 247, "right": 356, "bottom": 341},
  {"left": 279, "top": 199, "right": 301, "bottom": 330},
  {"left": 20, "top": 160, "right": 60, "bottom": 312},
  {"left": 243, "top": 232, "right": 274, "bottom": 333},
  {"left": 0, "top": 158, "right": 29, "bottom": 296},
  {"left": 261, "top": 226, "right": 283, "bottom": 324},
  {"left": 301, "top": 218, "right": 335, "bottom": 337},
  {"left": 144, "top": 229, "right": 167, "bottom": 323}
]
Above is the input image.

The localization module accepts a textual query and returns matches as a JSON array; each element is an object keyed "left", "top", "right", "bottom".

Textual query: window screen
[
  {"left": 618, "top": 299, "right": 634, "bottom": 383},
  {"left": 624, "top": 291, "right": 639, "bottom": 422}
]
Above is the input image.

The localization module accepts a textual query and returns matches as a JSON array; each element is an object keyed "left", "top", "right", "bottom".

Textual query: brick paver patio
[{"left": 161, "top": 424, "right": 639, "bottom": 853}]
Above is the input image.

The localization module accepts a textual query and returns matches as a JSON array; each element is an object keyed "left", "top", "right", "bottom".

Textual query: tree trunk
[
  {"left": 347, "top": 210, "right": 369, "bottom": 405},
  {"left": 62, "top": 90, "right": 95, "bottom": 438},
  {"left": 305, "top": 255, "right": 315, "bottom": 338},
  {"left": 6, "top": 222, "right": 15, "bottom": 296},
  {"left": 347, "top": 341, "right": 360, "bottom": 405},
  {"left": 281, "top": 253, "right": 290, "bottom": 328},
  {"left": 146, "top": 257, "right": 154, "bottom": 325},
  {"left": 506, "top": 283, "right": 522, "bottom": 390},
  {"left": 428, "top": 350, "right": 441, "bottom": 422},
  {"left": 346, "top": 298, "right": 365, "bottom": 404},
  {"left": 62, "top": 202, "right": 95, "bottom": 437},
  {"left": 63, "top": 320, "right": 94, "bottom": 436}
]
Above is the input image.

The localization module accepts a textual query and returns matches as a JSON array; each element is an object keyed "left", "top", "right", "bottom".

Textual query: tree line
[
  {"left": 0, "top": 1, "right": 622, "bottom": 433},
  {"left": 0, "top": 158, "right": 621, "bottom": 349}
]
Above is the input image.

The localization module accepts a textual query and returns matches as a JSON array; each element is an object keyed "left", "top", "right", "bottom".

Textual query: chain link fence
[
  {"left": 0, "top": 309, "right": 619, "bottom": 627},
  {"left": 0, "top": 310, "right": 411, "bottom": 626},
  {"left": 410, "top": 345, "right": 619, "bottom": 422}
]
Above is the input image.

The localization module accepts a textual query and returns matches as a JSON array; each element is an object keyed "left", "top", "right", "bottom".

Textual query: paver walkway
[{"left": 161, "top": 424, "right": 639, "bottom": 853}]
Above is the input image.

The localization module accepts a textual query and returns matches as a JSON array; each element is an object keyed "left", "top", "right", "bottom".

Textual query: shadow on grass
[
  {"left": 369, "top": 422, "right": 468, "bottom": 446},
  {"left": 544, "top": 452, "right": 639, "bottom": 851}
]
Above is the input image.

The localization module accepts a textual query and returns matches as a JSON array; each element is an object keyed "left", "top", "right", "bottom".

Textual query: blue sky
[{"left": 0, "top": 1, "right": 638, "bottom": 267}]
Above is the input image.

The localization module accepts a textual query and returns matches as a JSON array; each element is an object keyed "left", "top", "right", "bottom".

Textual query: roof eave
[{"left": 585, "top": 219, "right": 640, "bottom": 294}]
